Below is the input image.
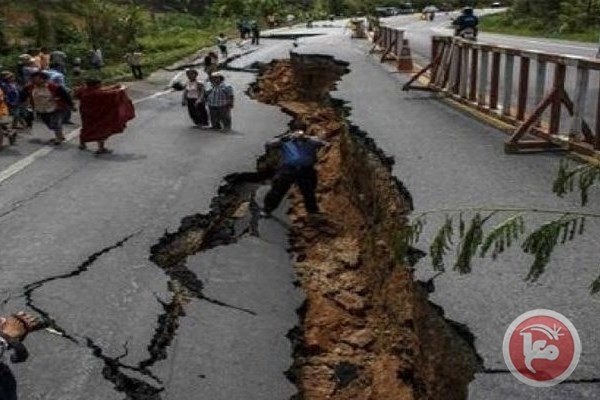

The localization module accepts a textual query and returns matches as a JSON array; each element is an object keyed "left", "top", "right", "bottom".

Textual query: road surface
[{"left": 0, "top": 17, "right": 599, "bottom": 400}]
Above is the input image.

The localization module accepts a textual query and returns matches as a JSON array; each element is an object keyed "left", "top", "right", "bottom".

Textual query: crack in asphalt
[
  {"left": 22, "top": 231, "right": 142, "bottom": 343},
  {"left": 85, "top": 338, "right": 164, "bottom": 399},
  {"left": 155, "top": 262, "right": 257, "bottom": 316},
  {"left": 82, "top": 173, "right": 270, "bottom": 398},
  {"left": 0, "top": 169, "right": 79, "bottom": 221}
]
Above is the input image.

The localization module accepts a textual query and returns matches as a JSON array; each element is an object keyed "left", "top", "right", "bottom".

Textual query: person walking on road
[
  {"left": 21, "top": 56, "right": 39, "bottom": 84},
  {"left": 39, "top": 47, "right": 51, "bottom": 71},
  {"left": 46, "top": 63, "right": 75, "bottom": 125},
  {"left": 0, "top": 87, "right": 17, "bottom": 150},
  {"left": 181, "top": 69, "right": 209, "bottom": 127},
  {"left": 204, "top": 51, "right": 219, "bottom": 76},
  {"left": 206, "top": 72, "right": 233, "bottom": 131},
  {"left": 0, "top": 72, "right": 24, "bottom": 130},
  {"left": 261, "top": 122, "right": 330, "bottom": 218},
  {"left": 216, "top": 33, "right": 229, "bottom": 59},
  {"left": 26, "top": 71, "right": 74, "bottom": 145},
  {"left": 72, "top": 57, "right": 83, "bottom": 77},
  {"left": 50, "top": 47, "right": 68, "bottom": 74},
  {"left": 30, "top": 49, "right": 42, "bottom": 69},
  {"left": 76, "top": 78, "right": 135, "bottom": 154},
  {"left": 251, "top": 21, "right": 261, "bottom": 45},
  {"left": 125, "top": 50, "right": 144, "bottom": 80},
  {"left": 90, "top": 47, "right": 104, "bottom": 70}
]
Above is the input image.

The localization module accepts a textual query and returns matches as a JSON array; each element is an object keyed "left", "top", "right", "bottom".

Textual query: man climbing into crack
[
  {"left": 261, "top": 121, "right": 330, "bottom": 221},
  {"left": 0, "top": 312, "right": 42, "bottom": 400}
]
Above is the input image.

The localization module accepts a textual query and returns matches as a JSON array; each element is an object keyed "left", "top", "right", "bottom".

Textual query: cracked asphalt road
[
  {"left": 2, "top": 19, "right": 600, "bottom": 399},
  {"left": 0, "top": 43, "right": 301, "bottom": 399}
]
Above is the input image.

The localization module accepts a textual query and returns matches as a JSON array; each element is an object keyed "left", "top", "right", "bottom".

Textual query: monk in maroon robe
[{"left": 76, "top": 79, "right": 135, "bottom": 154}]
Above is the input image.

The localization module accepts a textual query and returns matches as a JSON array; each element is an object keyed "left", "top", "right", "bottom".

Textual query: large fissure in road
[
  {"left": 7, "top": 53, "right": 485, "bottom": 399},
  {"left": 250, "top": 53, "right": 483, "bottom": 399}
]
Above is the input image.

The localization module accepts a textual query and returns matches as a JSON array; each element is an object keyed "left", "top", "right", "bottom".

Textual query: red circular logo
[{"left": 503, "top": 310, "right": 581, "bottom": 387}]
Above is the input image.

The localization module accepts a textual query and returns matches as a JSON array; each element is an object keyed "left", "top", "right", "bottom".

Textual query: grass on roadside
[
  {"left": 0, "top": 2, "right": 234, "bottom": 82},
  {"left": 99, "top": 28, "right": 228, "bottom": 82},
  {"left": 480, "top": 12, "right": 600, "bottom": 43}
]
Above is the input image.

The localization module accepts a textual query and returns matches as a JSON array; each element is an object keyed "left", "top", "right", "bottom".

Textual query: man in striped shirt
[{"left": 206, "top": 72, "right": 234, "bottom": 131}]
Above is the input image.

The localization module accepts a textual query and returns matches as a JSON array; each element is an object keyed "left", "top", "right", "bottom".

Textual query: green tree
[{"left": 32, "top": 9, "right": 54, "bottom": 47}]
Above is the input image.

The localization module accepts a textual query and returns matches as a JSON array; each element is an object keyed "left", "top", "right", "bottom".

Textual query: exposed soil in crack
[{"left": 251, "top": 53, "right": 483, "bottom": 400}]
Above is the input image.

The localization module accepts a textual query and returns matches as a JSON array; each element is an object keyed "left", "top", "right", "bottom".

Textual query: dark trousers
[
  {"left": 252, "top": 32, "right": 260, "bottom": 45},
  {"left": 130, "top": 65, "right": 143, "bottom": 79},
  {"left": 0, "top": 364, "right": 17, "bottom": 400},
  {"left": 186, "top": 99, "right": 208, "bottom": 126},
  {"left": 62, "top": 108, "right": 72, "bottom": 123},
  {"left": 208, "top": 106, "right": 231, "bottom": 130},
  {"left": 264, "top": 166, "right": 319, "bottom": 214}
]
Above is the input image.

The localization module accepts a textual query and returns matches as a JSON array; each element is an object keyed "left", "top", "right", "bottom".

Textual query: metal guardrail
[
  {"left": 369, "top": 26, "right": 405, "bottom": 63},
  {"left": 404, "top": 35, "right": 600, "bottom": 157}
]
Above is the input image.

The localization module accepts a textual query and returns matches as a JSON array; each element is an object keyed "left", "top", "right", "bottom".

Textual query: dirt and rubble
[{"left": 252, "top": 54, "right": 483, "bottom": 400}]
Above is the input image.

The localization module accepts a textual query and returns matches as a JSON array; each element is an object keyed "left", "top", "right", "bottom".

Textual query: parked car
[
  {"left": 397, "top": 3, "right": 416, "bottom": 14},
  {"left": 491, "top": 2, "right": 503, "bottom": 8},
  {"left": 375, "top": 7, "right": 396, "bottom": 17}
]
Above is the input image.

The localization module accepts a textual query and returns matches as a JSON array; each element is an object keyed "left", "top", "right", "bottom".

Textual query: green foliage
[
  {"left": 32, "top": 9, "right": 54, "bottom": 47},
  {"left": 554, "top": 161, "right": 600, "bottom": 206},
  {"left": 393, "top": 217, "right": 425, "bottom": 264},
  {"left": 480, "top": 214, "right": 525, "bottom": 259},
  {"left": 0, "top": 0, "right": 231, "bottom": 80},
  {"left": 402, "top": 209, "right": 592, "bottom": 291},
  {"left": 522, "top": 215, "right": 586, "bottom": 281},
  {"left": 429, "top": 216, "right": 453, "bottom": 272},
  {"left": 481, "top": 0, "right": 600, "bottom": 41},
  {"left": 455, "top": 213, "right": 493, "bottom": 274}
]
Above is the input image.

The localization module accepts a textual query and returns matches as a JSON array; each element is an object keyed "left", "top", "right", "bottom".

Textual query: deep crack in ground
[{"left": 249, "top": 52, "right": 493, "bottom": 399}]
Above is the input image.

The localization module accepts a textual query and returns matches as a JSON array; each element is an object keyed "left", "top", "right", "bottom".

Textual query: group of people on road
[
  {"left": 0, "top": 46, "right": 87, "bottom": 149},
  {"left": 236, "top": 19, "right": 261, "bottom": 44},
  {"left": 182, "top": 69, "right": 234, "bottom": 131},
  {"left": 0, "top": 44, "right": 139, "bottom": 153}
]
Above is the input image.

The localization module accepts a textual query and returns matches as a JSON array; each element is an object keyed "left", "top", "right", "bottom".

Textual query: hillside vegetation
[
  {"left": 0, "top": 1, "right": 236, "bottom": 80},
  {"left": 480, "top": 0, "right": 600, "bottom": 43}
]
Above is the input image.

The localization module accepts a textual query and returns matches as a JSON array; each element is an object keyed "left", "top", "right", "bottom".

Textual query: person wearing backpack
[{"left": 261, "top": 122, "right": 330, "bottom": 218}]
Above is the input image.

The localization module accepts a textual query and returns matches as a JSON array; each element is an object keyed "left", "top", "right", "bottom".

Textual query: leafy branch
[
  {"left": 398, "top": 209, "right": 599, "bottom": 295},
  {"left": 553, "top": 160, "right": 600, "bottom": 206}
]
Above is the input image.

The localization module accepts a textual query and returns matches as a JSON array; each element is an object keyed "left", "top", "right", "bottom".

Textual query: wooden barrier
[
  {"left": 404, "top": 36, "right": 600, "bottom": 157},
  {"left": 369, "top": 26, "right": 406, "bottom": 64}
]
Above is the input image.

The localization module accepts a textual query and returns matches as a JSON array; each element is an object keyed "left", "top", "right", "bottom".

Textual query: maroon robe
[{"left": 76, "top": 85, "right": 135, "bottom": 143}]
